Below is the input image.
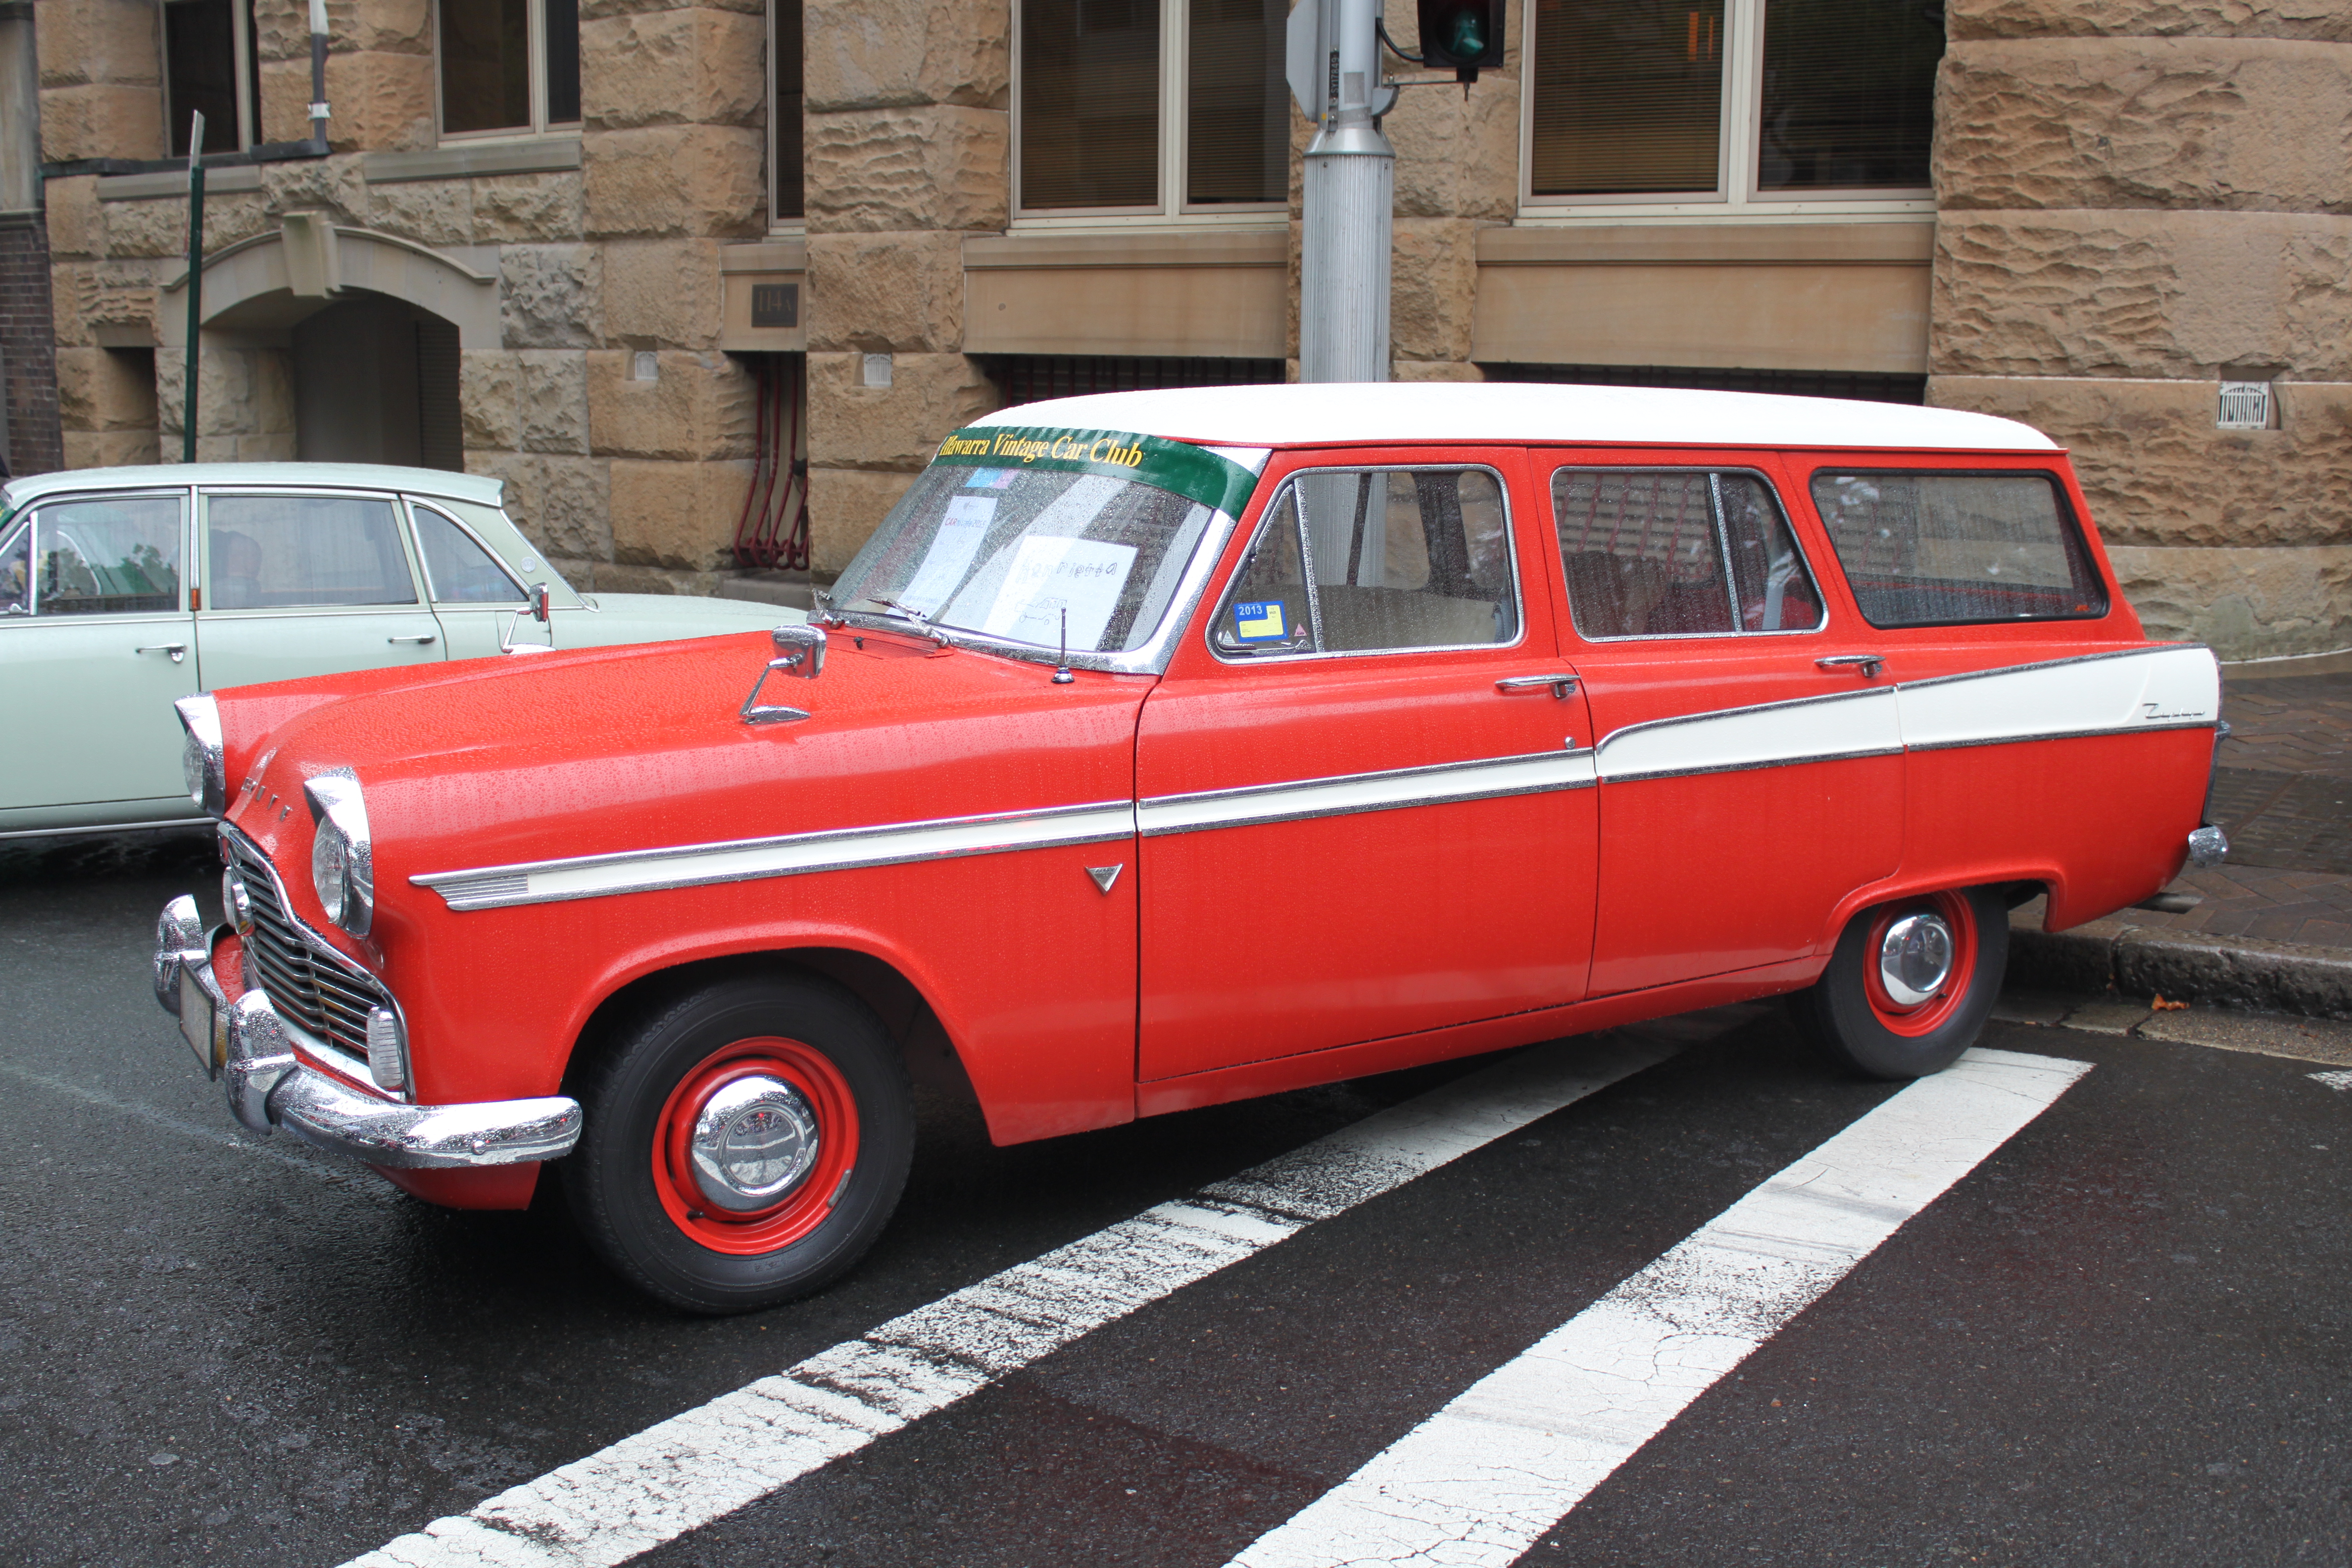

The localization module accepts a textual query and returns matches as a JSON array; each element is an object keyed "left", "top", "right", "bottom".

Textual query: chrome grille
[{"left": 224, "top": 832, "right": 392, "bottom": 1058}]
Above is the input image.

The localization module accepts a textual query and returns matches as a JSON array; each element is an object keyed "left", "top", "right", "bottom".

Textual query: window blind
[
  {"left": 1186, "top": 0, "right": 1287, "bottom": 206},
  {"left": 1021, "top": 0, "right": 1161, "bottom": 210},
  {"left": 1529, "top": 0, "right": 1724, "bottom": 197},
  {"left": 1756, "top": 0, "right": 1943, "bottom": 191}
]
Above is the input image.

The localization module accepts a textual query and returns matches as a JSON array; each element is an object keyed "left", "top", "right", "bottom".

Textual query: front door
[
  {"left": 0, "top": 489, "right": 199, "bottom": 822},
  {"left": 193, "top": 490, "right": 447, "bottom": 689},
  {"left": 1544, "top": 456, "right": 1903, "bottom": 995},
  {"left": 1136, "top": 450, "right": 1600, "bottom": 1083}
]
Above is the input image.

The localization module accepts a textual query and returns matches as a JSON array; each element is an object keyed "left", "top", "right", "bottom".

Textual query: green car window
[
  {"left": 413, "top": 505, "right": 526, "bottom": 604},
  {"left": 28, "top": 497, "right": 182, "bottom": 616},
  {"left": 207, "top": 494, "right": 418, "bottom": 610}
]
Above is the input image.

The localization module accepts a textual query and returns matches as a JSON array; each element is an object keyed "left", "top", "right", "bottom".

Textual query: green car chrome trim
[{"left": 930, "top": 427, "right": 1260, "bottom": 519}]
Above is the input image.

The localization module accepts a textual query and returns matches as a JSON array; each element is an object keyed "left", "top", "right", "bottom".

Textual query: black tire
[
  {"left": 561, "top": 971, "right": 914, "bottom": 1314},
  {"left": 1791, "top": 885, "right": 2009, "bottom": 1080}
]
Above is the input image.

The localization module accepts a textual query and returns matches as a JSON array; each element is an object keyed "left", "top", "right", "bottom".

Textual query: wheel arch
[
  {"left": 1820, "top": 867, "right": 2059, "bottom": 955},
  {"left": 560, "top": 944, "right": 982, "bottom": 1119}
]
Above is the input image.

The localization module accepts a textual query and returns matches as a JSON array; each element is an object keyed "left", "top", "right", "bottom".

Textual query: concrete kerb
[{"left": 2008, "top": 904, "right": 2352, "bottom": 1023}]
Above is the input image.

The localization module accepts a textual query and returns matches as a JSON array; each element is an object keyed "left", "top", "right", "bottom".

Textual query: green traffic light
[{"left": 1447, "top": 11, "right": 1486, "bottom": 57}]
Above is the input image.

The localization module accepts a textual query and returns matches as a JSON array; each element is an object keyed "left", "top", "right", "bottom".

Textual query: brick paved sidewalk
[{"left": 2123, "top": 650, "right": 2352, "bottom": 952}]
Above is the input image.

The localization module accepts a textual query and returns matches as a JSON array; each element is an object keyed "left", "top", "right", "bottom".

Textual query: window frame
[
  {"left": 1011, "top": 0, "right": 1291, "bottom": 227},
  {"left": 1803, "top": 465, "right": 2112, "bottom": 631},
  {"left": 1208, "top": 461, "right": 1527, "bottom": 665},
  {"left": 433, "top": 0, "right": 583, "bottom": 146},
  {"left": 196, "top": 487, "right": 430, "bottom": 615},
  {"left": 6, "top": 489, "right": 193, "bottom": 619},
  {"left": 1518, "top": 0, "right": 1936, "bottom": 221},
  {"left": 1551, "top": 463, "right": 1828, "bottom": 643},
  {"left": 157, "top": 0, "right": 261, "bottom": 154},
  {"left": 767, "top": 0, "right": 804, "bottom": 232},
  {"left": 404, "top": 498, "right": 532, "bottom": 605}
]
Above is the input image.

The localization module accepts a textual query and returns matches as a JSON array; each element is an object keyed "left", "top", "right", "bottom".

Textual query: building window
[
  {"left": 770, "top": 0, "right": 803, "bottom": 223},
  {"left": 438, "top": 0, "right": 581, "bottom": 139},
  {"left": 1523, "top": 0, "right": 1943, "bottom": 211},
  {"left": 162, "top": 0, "right": 261, "bottom": 154},
  {"left": 1015, "top": 0, "right": 1289, "bottom": 218}
]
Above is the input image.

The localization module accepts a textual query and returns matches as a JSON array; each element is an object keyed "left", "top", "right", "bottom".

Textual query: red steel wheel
[
  {"left": 1792, "top": 885, "right": 2008, "bottom": 1080},
  {"left": 563, "top": 972, "right": 914, "bottom": 1314},
  {"left": 650, "top": 1038, "right": 862, "bottom": 1258},
  {"left": 1858, "top": 890, "right": 1979, "bottom": 1038}
]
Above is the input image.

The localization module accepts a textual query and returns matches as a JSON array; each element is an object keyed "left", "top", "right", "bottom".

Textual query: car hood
[{"left": 216, "top": 628, "right": 1153, "bottom": 930}]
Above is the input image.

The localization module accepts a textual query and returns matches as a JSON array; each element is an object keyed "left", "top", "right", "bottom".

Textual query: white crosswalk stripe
[
  {"left": 343, "top": 1031, "right": 1684, "bottom": 1568},
  {"left": 1225, "top": 1047, "right": 2091, "bottom": 1568}
]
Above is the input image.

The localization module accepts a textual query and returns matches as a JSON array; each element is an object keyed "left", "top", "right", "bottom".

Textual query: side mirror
[
  {"left": 530, "top": 582, "right": 551, "bottom": 623},
  {"left": 771, "top": 623, "right": 825, "bottom": 680}
]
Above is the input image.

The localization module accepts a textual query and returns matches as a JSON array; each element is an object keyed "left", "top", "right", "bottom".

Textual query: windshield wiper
[{"left": 844, "top": 595, "right": 954, "bottom": 644}]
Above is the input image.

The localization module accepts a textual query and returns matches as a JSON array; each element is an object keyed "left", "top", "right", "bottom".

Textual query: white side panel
[
  {"left": 1595, "top": 687, "right": 1901, "bottom": 784},
  {"left": 1138, "top": 751, "right": 1596, "bottom": 838},
  {"left": 1900, "top": 646, "right": 2219, "bottom": 750}
]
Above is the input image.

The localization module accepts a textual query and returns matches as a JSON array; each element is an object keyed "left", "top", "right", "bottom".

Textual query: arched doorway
[{"left": 291, "top": 292, "right": 463, "bottom": 470}]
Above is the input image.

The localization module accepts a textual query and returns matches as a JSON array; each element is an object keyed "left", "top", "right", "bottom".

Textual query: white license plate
[{"left": 179, "top": 966, "right": 218, "bottom": 1075}]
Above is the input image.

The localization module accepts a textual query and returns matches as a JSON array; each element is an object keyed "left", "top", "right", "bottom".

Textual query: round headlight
[
  {"left": 174, "top": 693, "right": 225, "bottom": 814},
  {"left": 302, "top": 770, "right": 373, "bottom": 937},
  {"left": 312, "top": 821, "right": 351, "bottom": 926}
]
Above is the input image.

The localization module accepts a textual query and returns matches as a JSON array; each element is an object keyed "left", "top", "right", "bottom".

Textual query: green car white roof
[{"left": 1, "top": 462, "right": 505, "bottom": 510}]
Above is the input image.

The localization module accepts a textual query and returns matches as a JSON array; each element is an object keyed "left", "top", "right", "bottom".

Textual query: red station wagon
[{"left": 151, "top": 384, "right": 2227, "bottom": 1312}]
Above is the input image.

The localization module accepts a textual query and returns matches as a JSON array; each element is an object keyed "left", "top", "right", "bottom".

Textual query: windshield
[{"left": 831, "top": 427, "right": 1260, "bottom": 657}]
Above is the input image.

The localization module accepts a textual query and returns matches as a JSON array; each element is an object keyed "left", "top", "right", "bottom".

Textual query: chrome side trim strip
[
  {"left": 1907, "top": 719, "right": 2220, "bottom": 753},
  {"left": 412, "top": 800, "right": 1136, "bottom": 911},
  {"left": 1138, "top": 750, "right": 1597, "bottom": 838},
  {"left": 1605, "top": 746, "right": 1905, "bottom": 785},
  {"left": 0, "top": 816, "right": 214, "bottom": 841}
]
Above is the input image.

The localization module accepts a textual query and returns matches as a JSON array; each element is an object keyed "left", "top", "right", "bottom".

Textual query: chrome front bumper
[{"left": 152, "top": 894, "right": 582, "bottom": 1169}]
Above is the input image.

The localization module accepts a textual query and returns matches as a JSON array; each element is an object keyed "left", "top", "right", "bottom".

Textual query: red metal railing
[{"left": 733, "top": 354, "right": 810, "bottom": 571}]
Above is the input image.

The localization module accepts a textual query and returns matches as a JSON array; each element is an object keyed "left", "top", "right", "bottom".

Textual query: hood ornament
[{"left": 741, "top": 624, "right": 827, "bottom": 725}]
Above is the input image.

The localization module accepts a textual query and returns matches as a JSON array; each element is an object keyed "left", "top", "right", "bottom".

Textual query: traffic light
[{"left": 1415, "top": 0, "right": 1505, "bottom": 82}]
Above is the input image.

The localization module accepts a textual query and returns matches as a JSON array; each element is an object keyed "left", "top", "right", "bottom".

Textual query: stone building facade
[{"left": 19, "top": 0, "right": 2352, "bottom": 653}]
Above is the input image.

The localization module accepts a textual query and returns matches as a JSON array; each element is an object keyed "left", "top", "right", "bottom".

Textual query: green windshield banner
[{"left": 930, "top": 427, "right": 1261, "bottom": 519}]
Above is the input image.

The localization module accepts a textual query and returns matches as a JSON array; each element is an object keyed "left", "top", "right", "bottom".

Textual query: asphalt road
[{"left": 1, "top": 835, "right": 2346, "bottom": 1568}]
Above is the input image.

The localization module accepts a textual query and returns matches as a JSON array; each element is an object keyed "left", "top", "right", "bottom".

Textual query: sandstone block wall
[{"left": 1930, "top": 1, "right": 2352, "bottom": 656}]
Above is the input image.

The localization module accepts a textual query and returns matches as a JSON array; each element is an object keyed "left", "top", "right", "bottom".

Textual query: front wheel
[
  {"left": 1792, "top": 886, "right": 2008, "bottom": 1079},
  {"left": 562, "top": 972, "right": 914, "bottom": 1314}
]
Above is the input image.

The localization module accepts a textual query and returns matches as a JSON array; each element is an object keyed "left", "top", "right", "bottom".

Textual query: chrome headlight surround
[
  {"left": 302, "top": 769, "right": 374, "bottom": 937},
  {"left": 175, "top": 693, "right": 226, "bottom": 815}
]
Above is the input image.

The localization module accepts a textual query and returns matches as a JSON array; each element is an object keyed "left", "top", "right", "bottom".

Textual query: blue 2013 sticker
[
  {"left": 1231, "top": 601, "right": 1288, "bottom": 642},
  {"left": 960, "top": 468, "right": 1018, "bottom": 489}
]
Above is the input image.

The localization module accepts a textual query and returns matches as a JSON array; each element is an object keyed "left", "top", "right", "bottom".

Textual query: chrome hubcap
[
  {"left": 687, "top": 1074, "right": 821, "bottom": 1212},
  {"left": 1877, "top": 911, "right": 1955, "bottom": 1008}
]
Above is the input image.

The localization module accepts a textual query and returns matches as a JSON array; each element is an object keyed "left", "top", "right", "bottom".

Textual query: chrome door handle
[
  {"left": 387, "top": 633, "right": 437, "bottom": 645},
  {"left": 1496, "top": 674, "right": 1580, "bottom": 698},
  {"left": 1815, "top": 655, "right": 1884, "bottom": 678},
  {"left": 135, "top": 643, "right": 189, "bottom": 663}
]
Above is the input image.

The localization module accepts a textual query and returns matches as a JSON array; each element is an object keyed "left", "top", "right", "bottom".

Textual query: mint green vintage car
[{"left": 0, "top": 463, "right": 795, "bottom": 839}]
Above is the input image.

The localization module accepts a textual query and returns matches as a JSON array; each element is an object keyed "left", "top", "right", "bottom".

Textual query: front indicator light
[{"left": 365, "top": 1006, "right": 407, "bottom": 1091}]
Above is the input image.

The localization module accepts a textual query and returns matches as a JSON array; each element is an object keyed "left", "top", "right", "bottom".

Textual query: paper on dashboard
[{"left": 980, "top": 535, "right": 1137, "bottom": 652}]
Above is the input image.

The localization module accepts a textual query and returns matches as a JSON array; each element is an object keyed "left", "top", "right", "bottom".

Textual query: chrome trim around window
[
  {"left": 1207, "top": 462, "right": 1528, "bottom": 667},
  {"left": 403, "top": 497, "right": 534, "bottom": 605}
]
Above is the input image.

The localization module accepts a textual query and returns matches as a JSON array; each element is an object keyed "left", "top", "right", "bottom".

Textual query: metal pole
[
  {"left": 182, "top": 112, "right": 205, "bottom": 464},
  {"left": 308, "top": 0, "right": 331, "bottom": 147},
  {"left": 1298, "top": 0, "right": 1393, "bottom": 384}
]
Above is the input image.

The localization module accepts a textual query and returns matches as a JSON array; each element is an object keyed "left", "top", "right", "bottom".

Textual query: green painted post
[{"left": 181, "top": 112, "right": 205, "bottom": 464}]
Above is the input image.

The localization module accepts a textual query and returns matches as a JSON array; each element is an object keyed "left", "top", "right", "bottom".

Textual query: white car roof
[
  {"left": 1, "top": 462, "right": 505, "bottom": 510},
  {"left": 972, "top": 382, "right": 2062, "bottom": 453}
]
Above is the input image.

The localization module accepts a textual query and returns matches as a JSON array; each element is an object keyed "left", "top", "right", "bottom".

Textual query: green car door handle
[
  {"left": 136, "top": 643, "right": 189, "bottom": 664},
  {"left": 387, "top": 634, "right": 437, "bottom": 645}
]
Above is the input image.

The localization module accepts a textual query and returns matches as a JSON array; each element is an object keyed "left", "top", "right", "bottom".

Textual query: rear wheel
[
  {"left": 1792, "top": 886, "right": 2007, "bottom": 1079},
  {"left": 562, "top": 972, "right": 914, "bottom": 1314}
]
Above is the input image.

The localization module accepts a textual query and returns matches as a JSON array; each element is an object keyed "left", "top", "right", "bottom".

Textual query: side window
[
  {"left": 412, "top": 505, "right": 527, "bottom": 604},
  {"left": 1554, "top": 468, "right": 1822, "bottom": 639},
  {"left": 18, "top": 497, "right": 184, "bottom": 617},
  {"left": 1810, "top": 471, "right": 2108, "bottom": 627},
  {"left": 206, "top": 495, "right": 418, "bottom": 610},
  {"left": 1213, "top": 467, "right": 1518, "bottom": 657},
  {"left": 0, "top": 516, "right": 29, "bottom": 615}
]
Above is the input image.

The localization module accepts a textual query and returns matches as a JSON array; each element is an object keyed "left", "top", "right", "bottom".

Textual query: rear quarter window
[{"left": 1809, "top": 470, "right": 2108, "bottom": 628}]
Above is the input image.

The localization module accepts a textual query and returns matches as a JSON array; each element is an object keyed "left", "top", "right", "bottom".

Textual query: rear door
[
  {"left": 0, "top": 488, "right": 199, "bottom": 820},
  {"left": 193, "top": 488, "right": 447, "bottom": 689},
  {"left": 1135, "top": 447, "right": 1599, "bottom": 1083},
  {"left": 1543, "top": 453, "right": 1903, "bottom": 994}
]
